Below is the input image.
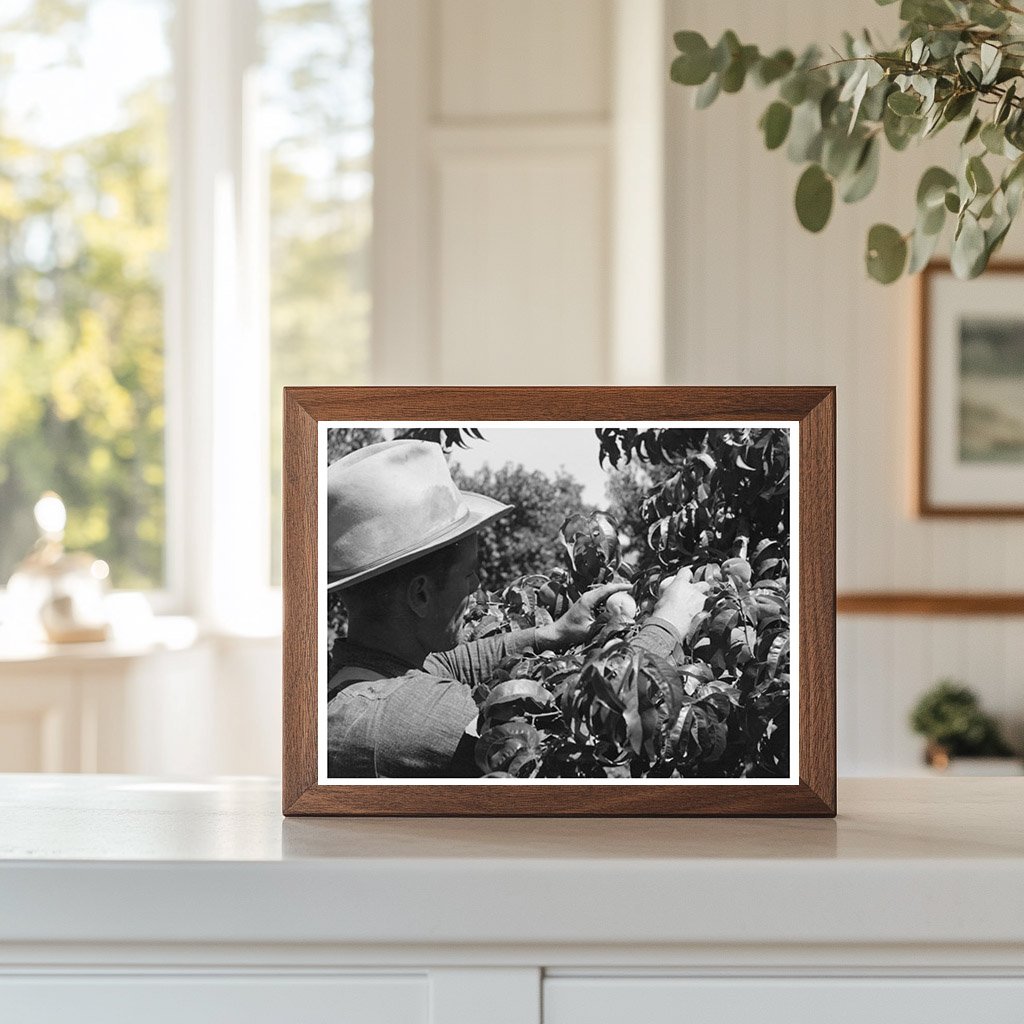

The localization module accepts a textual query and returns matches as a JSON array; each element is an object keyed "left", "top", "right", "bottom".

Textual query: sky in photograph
[{"left": 446, "top": 427, "right": 611, "bottom": 506}]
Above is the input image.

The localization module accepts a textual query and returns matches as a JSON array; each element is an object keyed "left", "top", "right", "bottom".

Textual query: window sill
[{"left": 0, "top": 615, "right": 201, "bottom": 666}]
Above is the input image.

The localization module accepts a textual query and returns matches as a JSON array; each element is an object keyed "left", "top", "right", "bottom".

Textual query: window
[
  {"left": 261, "top": 0, "right": 373, "bottom": 581},
  {"left": 0, "top": 0, "right": 373, "bottom": 617},
  {"left": 0, "top": 0, "right": 172, "bottom": 589}
]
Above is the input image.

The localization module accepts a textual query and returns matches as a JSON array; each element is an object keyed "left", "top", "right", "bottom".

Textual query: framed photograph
[
  {"left": 917, "top": 261, "right": 1024, "bottom": 516},
  {"left": 283, "top": 387, "right": 835, "bottom": 816}
]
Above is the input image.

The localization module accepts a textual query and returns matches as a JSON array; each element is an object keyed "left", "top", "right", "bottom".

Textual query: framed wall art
[
  {"left": 282, "top": 387, "right": 836, "bottom": 816},
  {"left": 917, "top": 261, "right": 1024, "bottom": 517}
]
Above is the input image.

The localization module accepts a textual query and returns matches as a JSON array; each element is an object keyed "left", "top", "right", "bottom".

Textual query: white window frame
[{"left": 166, "top": 0, "right": 278, "bottom": 633}]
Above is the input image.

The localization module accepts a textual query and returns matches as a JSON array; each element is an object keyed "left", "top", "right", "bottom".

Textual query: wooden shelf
[{"left": 838, "top": 593, "right": 1024, "bottom": 616}]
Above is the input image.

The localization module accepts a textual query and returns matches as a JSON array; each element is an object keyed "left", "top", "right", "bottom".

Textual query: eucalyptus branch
[{"left": 670, "top": 2, "right": 1024, "bottom": 283}]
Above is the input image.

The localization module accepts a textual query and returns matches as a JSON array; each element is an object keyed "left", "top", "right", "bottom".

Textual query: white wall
[
  {"left": 665, "top": 0, "right": 1024, "bottom": 771},
  {"left": 373, "top": 0, "right": 666, "bottom": 386},
  {"left": 136, "top": 0, "right": 1023, "bottom": 779}
]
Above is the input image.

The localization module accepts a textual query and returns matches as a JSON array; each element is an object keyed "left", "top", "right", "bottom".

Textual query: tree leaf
[
  {"left": 671, "top": 32, "right": 712, "bottom": 86},
  {"left": 996, "top": 82, "right": 1017, "bottom": 125},
  {"left": 967, "top": 154, "right": 994, "bottom": 196},
  {"left": 866, "top": 223, "right": 907, "bottom": 283},
  {"left": 980, "top": 41, "right": 1002, "bottom": 86},
  {"left": 916, "top": 166, "right": 957, "bottom": 210},
  {"left": 962, "top": 115, "right": 983, "bottom": 145},
  {"left": 841, "top": 136, "right": 880, "bottom": 203},
  {"left": 721, "top": 44, "right": 759, "bottom": 93},
  {"left": 694, "top": 73, "right": 721, "bottom": 109},
  {"left": 970, "top": 2, "right": 1009, "bottom": 29},
  {"left": 795, "top": 164, "right": 834, "bottom": 232},
  {"left": 710, "top": 30, "right": 740, "bottom": 73},
  {"left": 754, "top": 49, "right": 795, "bottom": 87},
  {"left": 759, "top": 101, "right": 792, "bottom": 150},
  {"left": 787, "top": 100, "right": 823, "bottom": 162},
  {"left": 822, "top": 128, "right": 862, "bottom": 178},
  {"left": 951, "top": 211, "right": 986, "bottom": 278},
  {"left": 779, "top": 73, "right": 807, "bottom": 106},
  {"left": 981, "top": 122, "right": 1005, "bottom": 156},
  {"left": 888, "top": 90, "right": 921, "bottom": 115},
  {"left": 908, "top": 220, "right": 942, "bottom": 273}
]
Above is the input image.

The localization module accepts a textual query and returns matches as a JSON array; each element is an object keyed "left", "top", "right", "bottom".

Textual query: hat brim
[{"left": 326, "top": 491, "right": 512, "bottom": 592}]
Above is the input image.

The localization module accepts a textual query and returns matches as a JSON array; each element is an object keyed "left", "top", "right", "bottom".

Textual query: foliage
[
  {"left": 449, "top": 462, "right": 590, "bottom": 589},
  {"left": 463, "top": 428, "right": 791, "bottom": 779},
  {"left": 395, "top": 427, "right": 484, "bottom": 451},
  {"left": 0, "top": 2, "right": 168, "bottom": 586},
  {"left": 670, "top": 0, "right": 1024, "bottom": 282},
  {"left": 910, "top": 679, "right": 1015, "bottom": 755},
  {"left": 264, "top": 0, "right": 373, "bottom": 581}
]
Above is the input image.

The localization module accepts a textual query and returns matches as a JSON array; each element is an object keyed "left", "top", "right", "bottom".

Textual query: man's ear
[{"left": 404, "top": 573, "right": 431, "bottom": 620}]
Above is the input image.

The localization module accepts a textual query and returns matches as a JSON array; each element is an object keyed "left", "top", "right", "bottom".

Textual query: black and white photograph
[{"left": 318, "top": 422, "right": 796, "bottom": 783}]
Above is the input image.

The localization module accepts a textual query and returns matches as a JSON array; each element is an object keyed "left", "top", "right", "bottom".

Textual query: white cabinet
[
  {"left": 0, "top": 975, "right": 428, "bottom": 1024},
  {"left": 544, "top": 978, "right": 1024, "bottom": 1024},
  {"left": 0, "top": 777, "right": 1021, "bottom": 1023}
]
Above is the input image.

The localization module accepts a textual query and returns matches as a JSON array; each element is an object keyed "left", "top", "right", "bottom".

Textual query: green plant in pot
[
  {"left": 670, "top": 0, "right": 1024, "bottom": 283},
  {"left": 909, "top": 680, "right": 1015, "bottom": 768}
]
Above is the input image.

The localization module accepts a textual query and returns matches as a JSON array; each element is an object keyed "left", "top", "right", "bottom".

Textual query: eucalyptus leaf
[
  {"left": 962, "top": 115, "right": 983, "bottom": 145},
  {"left": 970, "top": 2, "right": 1009, "bottom": 30},
  {"left": 908, "top": 221, "right": 942, "bottom": 273},
  {"left": 671, "top": 46, "right": 712, "bottom": 87},
  {"left": 996, "top": 82, "right": 1017, "bottom": 125},
  {"left": 981, "top": 122, "right": 1006, "bottom": 155},
  {"left": 787, "top": 100, "right": 823, "bottom": 162},
  {"left": 884, "top": 106, "right": 922, "bottom": 150},
  {"left": 920, "top": 199, "right": 946, "bottom": 235},
  {"left": 888, "top": 90, "right": 921, "bottom": 115},
  {"left": 795, "top": 164, "right": 834, "bottom": 232},
  {"left": 942, "top": 91, "right": 974, "bottom": 123},
  {"left": 721, "top": 44, "right": 759, "bottom": 93},
  {"left": 822, "top": 128, "right": 863, "bottom": 178},
  {"left": 1003, "top": 158, "right": 1024, "bottom": 213},
  {"left": 760, "top": 101, "right": 793, "bottom": 150},
  {"left": 860, "top": 79, "right": 893, "bottom": 122},
  {"left": 866, "top": 223, "right": 908, "bottom": 283},
  {"left": 917, "top": 166, "right": 957, "bottom": 210},
  {"left": 779, "top": 73, "right": 807, "bottom": 106},
  {"left": 967, "top": 154, "right": 995, "bottom": 195},
  {"left": 694, "top": 73, "right": 721, "bottom": 110},
  {"left": 842, "top": 136, "right": 880, "bottom": 203},
  {"left": 710, "top": 31, "right": 740, "bottom": 73},
  {"left": 951, "top": 211, "right": 986, "bottom": 278},
  {"left": 980, "top": 42, "right": 1002, "bottom": 87},
  {"left": 754, "top": 49, "right": 795, "bottom": 87}
]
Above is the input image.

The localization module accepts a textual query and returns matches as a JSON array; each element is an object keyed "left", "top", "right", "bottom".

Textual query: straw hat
[{"left": 326, "top": 439, "right": 511, "bottom": 590}]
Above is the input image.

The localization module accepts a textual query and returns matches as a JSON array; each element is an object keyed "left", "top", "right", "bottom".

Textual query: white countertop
[{"left": 1, "top": 775, "right": 1021, "bottom": 950}]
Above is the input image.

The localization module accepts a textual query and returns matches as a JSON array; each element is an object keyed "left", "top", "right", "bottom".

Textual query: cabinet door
[
  {"left": 544, "top": 977, "right": 1024, "bottom": 1024},
  {"left": 0, "top": 974, "right": 428, "bottom": 1024}
]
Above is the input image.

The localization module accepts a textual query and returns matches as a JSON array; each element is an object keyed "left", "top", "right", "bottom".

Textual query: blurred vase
[{"left": 5, "top": 492, "right": 110, "bottom": 644}]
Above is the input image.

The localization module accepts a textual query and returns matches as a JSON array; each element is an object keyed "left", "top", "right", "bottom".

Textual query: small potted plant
[{"left": 910, "top": 680, "right": 1020, "bottom": 774}]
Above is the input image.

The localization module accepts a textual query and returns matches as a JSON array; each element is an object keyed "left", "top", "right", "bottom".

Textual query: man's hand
[
  {"left": 651, "top": 567, "right": 710, "bottom": 639},
  {"left": 535, "top": 582, "right": 632, "bottom": 651}
]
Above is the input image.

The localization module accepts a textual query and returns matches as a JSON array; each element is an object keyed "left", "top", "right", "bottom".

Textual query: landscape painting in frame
[
  {"left": 920, "top": 262, "right": 1024, "bottom": 515},
  {"left": 318, "top": 422, "right": 798, "bottom": 785}
]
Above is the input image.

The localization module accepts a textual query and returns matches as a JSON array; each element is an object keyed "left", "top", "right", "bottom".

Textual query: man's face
[{"left": 421, "top": 534, "right": 481, "bottom": 653}]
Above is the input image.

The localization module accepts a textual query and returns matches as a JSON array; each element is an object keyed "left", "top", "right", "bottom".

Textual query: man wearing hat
[{"left": 326, "top": 439, "right": 709, "bottom": 778}]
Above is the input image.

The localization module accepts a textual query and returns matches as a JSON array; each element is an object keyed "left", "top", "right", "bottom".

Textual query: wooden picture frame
[
  {"left": 916, "top": 260, "right": 1024, "bottom": 517},
  {"left": 283, "top": 387, "right": 836, "bottom": 816}
]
